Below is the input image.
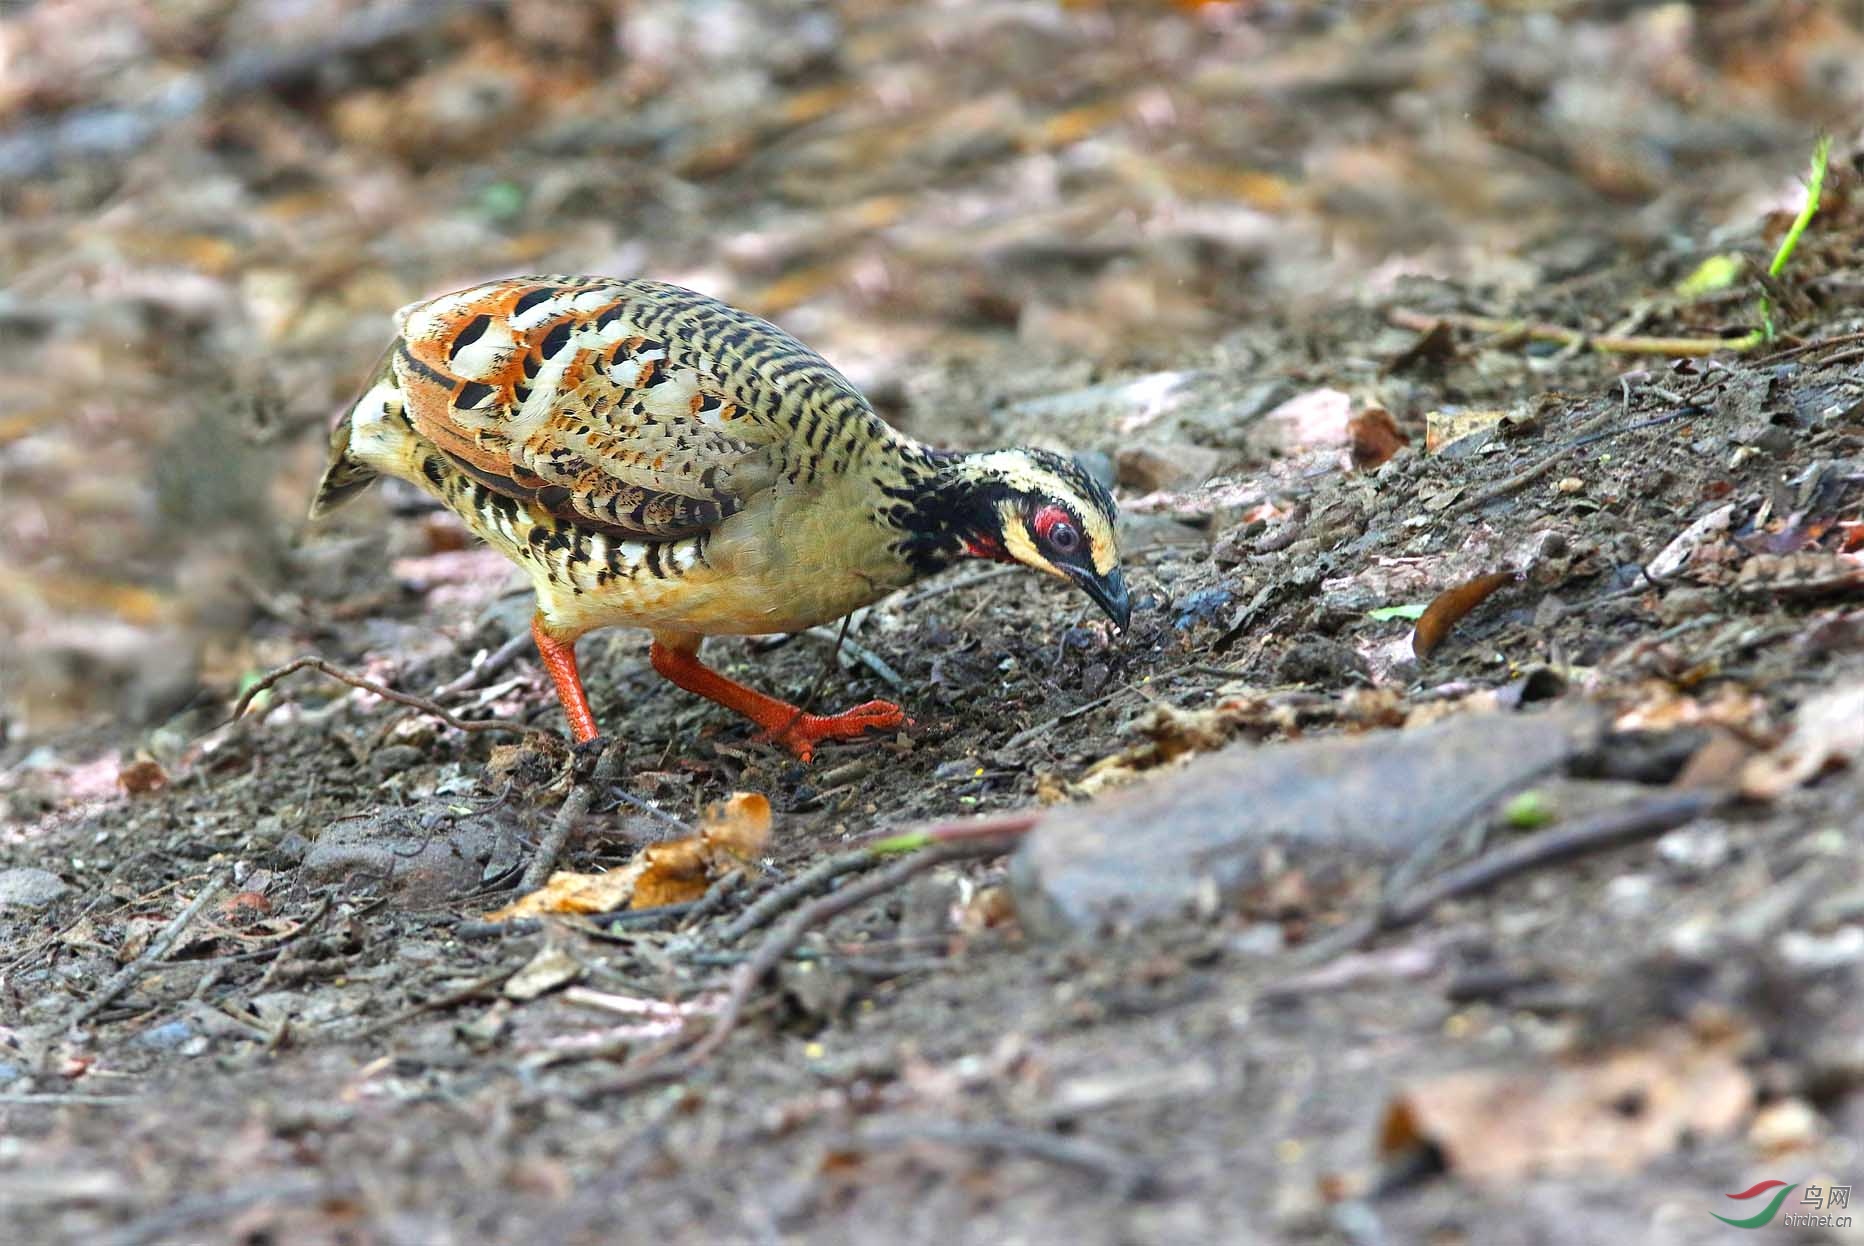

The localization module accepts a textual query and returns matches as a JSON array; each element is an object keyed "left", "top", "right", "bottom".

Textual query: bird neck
[{"left": 872, "top": 445, "right": 1016, "bottom": 577}]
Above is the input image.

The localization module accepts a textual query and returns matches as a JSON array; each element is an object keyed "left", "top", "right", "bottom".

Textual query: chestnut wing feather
[{"left": 390, "top": 276, "right": 786, "bottom": 540}]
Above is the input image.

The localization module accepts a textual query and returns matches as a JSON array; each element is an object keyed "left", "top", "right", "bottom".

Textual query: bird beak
[{"left": 1072, "top": 566, "right": 1131, "bottom": 631}]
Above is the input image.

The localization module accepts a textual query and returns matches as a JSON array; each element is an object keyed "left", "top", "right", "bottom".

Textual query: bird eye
[{"left": 1048, "top": 521, "right": 1080, "bottom": 554}]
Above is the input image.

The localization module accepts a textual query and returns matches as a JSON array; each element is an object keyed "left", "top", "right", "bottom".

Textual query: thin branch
[
  {"left": 433, "top": 631, "right": 534, "bottom": 699},
  {"left": 801, "top": 624, "right": 906, "bottom": 690},
  {"left": 1382, "top": 789, "right": 1728, "bottom": 928},
  {"left": 716, "top": 847, "right": 885, "bottom": 945},
  {"left": 579, "top": 840, "right": 1010, "bottom": 1101},
  {"left": 1388, "top": 307, "right": 1758, "bottom": 357},
  {"left": 231, "top": 656, "right": 531, "bottom": 736},
  {"left": 68, "top": 867, "right": 234, "bottom": 1027},
  {"left": 520, "top": 742, "right": 624, "bottom": 892},
  {"left": 838, "top": 1120, "right": 1159, "bottom": 1198}
]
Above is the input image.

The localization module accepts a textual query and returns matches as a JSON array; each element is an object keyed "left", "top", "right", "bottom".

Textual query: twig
[
  {"left": 837, "top": 1120, "right": 1159, "bottom": 1198},
  {"left": 231, "top": 656, "right": 530, "bottom": 736},
  {"left": 1381, "top": 789, "right": 1728, "bottom": 928},
  {"left": 1440, "top": 400, "right": 1670, "bottom": 519},
  {"left": 452, "top": 900, "right": 699, "bottom": 942},
  {"left": 520, "top": 743, "right": 624, "bottom": 892},
  {"left": 1287, "top": 789, "right": 1726, "bottom": 970},
  {"left": 801, "top": 625, "right": 905, "bottom": 690},
  {"left": 679, "top": 872, "right": 747, "bottom": 931},
  {"left": 890, "top": 564, "right": 1025, "bottom": 612},
  {"left": 580, "top": 840, "right": 1010, "bottom": 1100},
  {"left": 716, "top": 847, "right": 883, "bottom": 944},
  {"left": 97, "top": 1174, "right": 357, "bottom": 1246},
  {"left": 348, "top": 963, "right": 522, "bottom": 1040},
  {"left": 180, "top": 894, "right": 334, "bottom": 965},
  {"left": 1004, "top": 684, "right": 1137, "bottom": 749},
  {"left": 1747, "top": 329, "right": 1864, "bottom": 366},
  {"left": 0, "top": 1092, "right": 142, "bottom": 1105},
  {"left": 861, "top": 809, "right": 1043, "bottom": 853},
  {"left": 1388, "top": 308, "right": 1755, "bottom": 357},
  {"left": 433, "top": 632, "right": 533, "bottom": 699},
  {"left": 68, "top": 867, "right": 234, "bottom": 1028}
]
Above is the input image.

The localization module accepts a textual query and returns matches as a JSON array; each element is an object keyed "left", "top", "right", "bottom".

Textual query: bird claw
[{"left": 765, "top": 700, "right": 911, "bottom": 763}]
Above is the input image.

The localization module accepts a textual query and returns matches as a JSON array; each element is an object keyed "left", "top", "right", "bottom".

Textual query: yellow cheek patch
[
  {"left": 1082, "top": 511, "right": 1118, "bottom": 575},
  {"left": 1001, "top": 517, "right": 1062, "bottom": 579}
]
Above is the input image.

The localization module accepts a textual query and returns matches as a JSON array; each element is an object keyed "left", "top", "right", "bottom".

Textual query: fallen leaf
[
  {"left": 1741, "top": 682, "right": 1864, "bottom": 798},
  {"left": 484, "top": 792, "right": 772, "bottom": 919},
  {"left": 1413, "top": 571, "right": 1521, "bottom": 658},
  {"left": 1384, "top": 321, "right": 1459, "bottom": 374},
  {"left": 503, "top": 944, "right": 584, "bottom": 1001},
  {"left": 1349, "top": 407, "right": 1408, "bottom": 470},
  {"left": 117, "top": 757, "right": 168, "bottom": 795},
  {"left": 1425, "top": 408, "right": 1507, "bottom": 454},
  {"left": 1379, "top": 1028, "right": 1752, "bottom": 1182},
  {"left": 485, "top": 865, "right": 644, "bottom": 921}
]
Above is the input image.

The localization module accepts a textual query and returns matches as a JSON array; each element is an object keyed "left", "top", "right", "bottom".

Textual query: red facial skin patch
[
  {"left": 964, "top": 534, "right": 1011, "bottom": 562},
  {"left": 1032, "top": 505, "right": 1071, "bottom": 543}
]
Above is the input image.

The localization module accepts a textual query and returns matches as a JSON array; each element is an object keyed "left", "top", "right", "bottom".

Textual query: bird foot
[{"left": 763, "top": 700, "right": 910, "bottom": 763}]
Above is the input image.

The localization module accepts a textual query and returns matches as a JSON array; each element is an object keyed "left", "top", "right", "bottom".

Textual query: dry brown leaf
[
  {"left": 484, "top": 865, "right": 645, "bottom": 921},
  {"left": 1412, "top": 570, "right": 1521, "bottom": 658},
  {"left": 1741, "top": 682, "right": 1864, "bottom": 799},
  {"left": 1348, "top": 407, "right": 1408, "bottom": 470},
  {"left": 1425, "top": 408, "right": 1506, "bottom": 454},
  {"left": 1379, "top": 1028, "right": 1752, "bottom": 1182},
  {"left": 117, "top": 756, "right": 169, "bottom": 795},
  {"left": 484, "top": 792, "right": 773, "bottom": 920},
  {"left": 633, "top": 791, "right": 772, "bottom": 908}
]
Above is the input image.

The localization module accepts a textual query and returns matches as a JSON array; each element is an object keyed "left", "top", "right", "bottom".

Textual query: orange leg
[
  {"left": 532, "top": 613, "right": 600, "bottom": 743},
  {"left": 649, "top": 636, "right": 907, "bottom": 763}
]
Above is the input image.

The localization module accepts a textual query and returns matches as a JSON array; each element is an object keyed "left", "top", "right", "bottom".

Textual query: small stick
[
  {"left": 519, "top": 742, "right": 624, "bottom": 892},
  {"left": 678, "top": 871, "right": 746, "bottom": 931},
  {"left": 68, "top": 867, "right": 234, "bottom": 1027},
  {"left": 347, "top": 962, "right": 522, "bottom": 1040},
  {"left": 839, "top": 1120, "right": 1159, "bottom": 1199},
  {"left": 1381, "top": 789, "right": 1727, "bottom": 928},
  {"left": 716, "top": 847, "right": 881, "bottom": 944},
  {"left": 433, "top": 631, "right": 533, "bottom": 699},
  {"left": 1388, "top": 307, "right": 1756, "bottom": 357},
  {"left": 231, "top": 656, "right": 529, "bottom": 736},
  {"left": 801, "top": 625, "right": 905, "bottom": 690},
  {"left": 891, "top": 564, "right": 1024, "bottom": 612},
  {"left": 581, "top": 840, "right": 1010, "bottom": 1100}
]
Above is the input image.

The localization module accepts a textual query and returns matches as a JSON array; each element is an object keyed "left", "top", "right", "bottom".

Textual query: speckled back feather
[{"left": 316, "top": 275, "right": 898, "bottom": 539}]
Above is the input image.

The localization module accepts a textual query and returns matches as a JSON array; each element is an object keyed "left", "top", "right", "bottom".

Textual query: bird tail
[{"left": 307, "top": 345, "right": 395, "bottom": 519}]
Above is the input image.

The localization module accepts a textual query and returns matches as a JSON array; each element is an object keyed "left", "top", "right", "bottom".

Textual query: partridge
[{"left": 310, "top": 276, "right": 1128, "bottom": 759}]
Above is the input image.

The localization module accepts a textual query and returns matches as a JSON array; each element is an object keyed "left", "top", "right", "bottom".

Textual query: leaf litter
[{"left": 1, "top": 4, "right": 1863, "bottom": 1243}]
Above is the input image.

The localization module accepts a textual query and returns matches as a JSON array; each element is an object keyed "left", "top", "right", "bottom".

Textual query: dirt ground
[{"left": 3, "top": 3, "right": 1864, "bottom": 1243}]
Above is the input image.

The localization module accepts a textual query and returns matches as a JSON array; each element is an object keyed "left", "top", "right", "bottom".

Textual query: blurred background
[{"left": 2, "top": 0, "right": 1861, "bottom": 743}]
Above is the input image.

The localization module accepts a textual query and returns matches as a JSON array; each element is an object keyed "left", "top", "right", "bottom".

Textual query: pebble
[{"left": 0, "top": 867, "right": 71, "bottom": 911}]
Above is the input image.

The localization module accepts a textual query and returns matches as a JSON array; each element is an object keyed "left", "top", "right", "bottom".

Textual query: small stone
[
  {"left": 1604, "top": 874, "right": 1656, "bottom": 914},
  {"left": 1115, "top": 442, "right": 1225, "bottom": 492},
  {"left": 1011, "top": 706, "right": 1598, "bottom": 936},
  {"left": 1748, "top": 1097, "right": 1822, "bottom": 1155},
  {"left": 1778, "top": 926, "right": 1864, "bottom": 972},
  {"left": 1656, "top": 824, "right": 1731, "bottom": 877},
  {"left": 0, "top": 867, "right": 71, "bottom": 911},
  {"left": 135, "top": 1020, "right": 196, "bottom": 1051}
]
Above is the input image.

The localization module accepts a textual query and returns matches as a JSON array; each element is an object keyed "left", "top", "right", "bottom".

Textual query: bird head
[{"left": 949, "top": 448, "right": 1130, "bottom": 630}]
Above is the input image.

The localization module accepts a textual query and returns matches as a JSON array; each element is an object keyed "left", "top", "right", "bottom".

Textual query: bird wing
[{"left": 388, "top": 275, "right": 838, "bottom": 540}]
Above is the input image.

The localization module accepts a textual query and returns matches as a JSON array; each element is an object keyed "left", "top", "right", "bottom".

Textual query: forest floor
[{"left": 3, "top": 3, "right": 1863, "bottom": 1243}]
